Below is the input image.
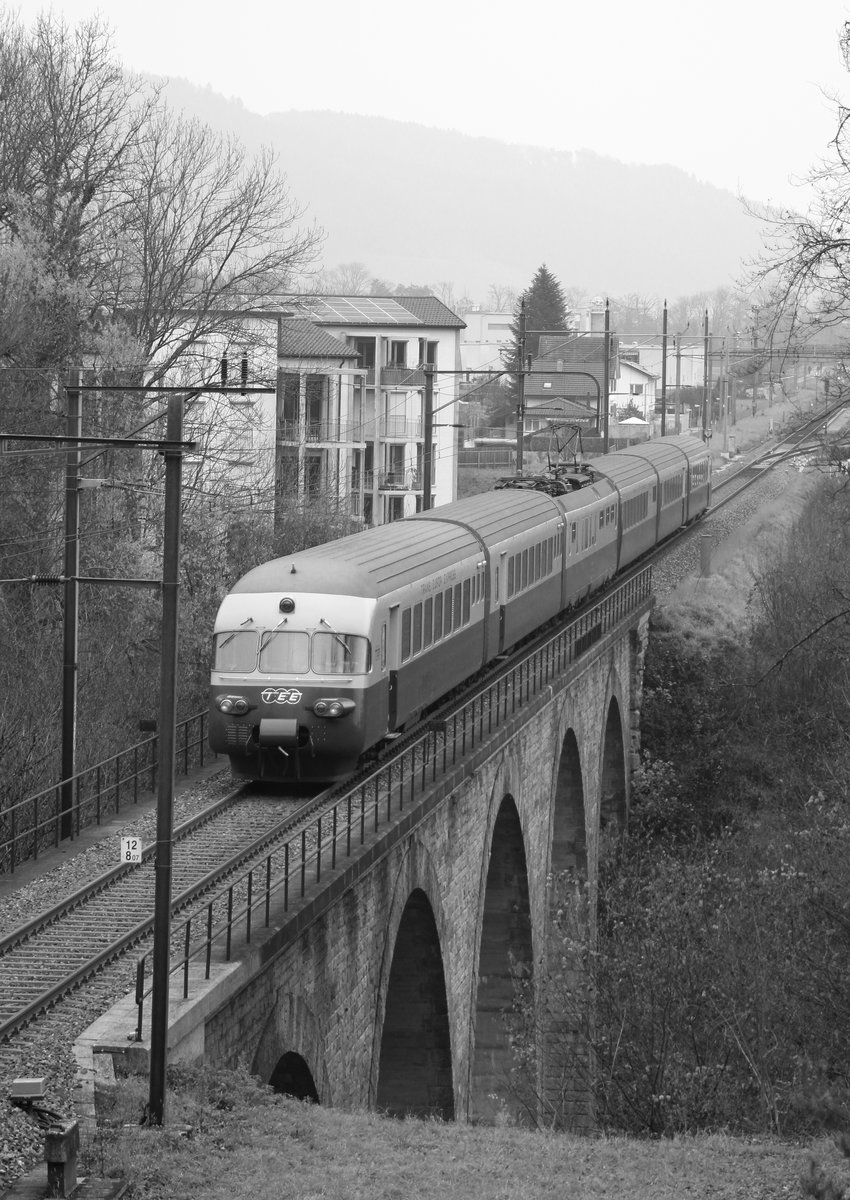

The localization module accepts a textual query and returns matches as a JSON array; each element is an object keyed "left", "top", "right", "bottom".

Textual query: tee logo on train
[{"left": 261, "top": 687, "right": 302, "bottom": 705}]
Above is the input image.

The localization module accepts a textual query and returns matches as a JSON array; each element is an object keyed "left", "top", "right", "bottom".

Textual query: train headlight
[
  {"left": 216, "top": 694, "right": 251, "bottom": 716},
  {"left": 311, "top": 698, "right": 355, "bottom": 719}
]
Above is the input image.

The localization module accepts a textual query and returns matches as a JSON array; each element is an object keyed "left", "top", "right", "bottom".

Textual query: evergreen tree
[{"left": 501, "top": 264, "right": 569, "bottom": 399}]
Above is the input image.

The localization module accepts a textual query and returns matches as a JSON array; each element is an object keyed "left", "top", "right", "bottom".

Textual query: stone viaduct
[{"left": 85, "top": 577, "right": 651, "bottom": 1129}]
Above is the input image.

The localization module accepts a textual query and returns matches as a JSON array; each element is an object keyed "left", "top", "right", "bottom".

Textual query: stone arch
[
  {"left": 551, "top": 726, "right": 587, "bottom": 879},
  {"left": 600, "top": 692, "right": 628, "bottom": 835},
  {"left": 470, "top": 792, "right": 533, "bottom": 1123},
  {"left": 269, "top": 1052, "right": 319, "bottom": 1103},
  {"left": 251, "top": 992, "right": 330, "bottom": 1105},
  {"left": 375, "top": 887, "right": 454, "bottom": 1119},
  {"left": 539, "top": 715, "right": 594, "bottom": 1130}
]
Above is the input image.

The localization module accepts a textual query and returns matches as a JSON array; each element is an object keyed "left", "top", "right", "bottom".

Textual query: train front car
[{"left": 209, "top": 556, "right": 381, "bottom": 784}]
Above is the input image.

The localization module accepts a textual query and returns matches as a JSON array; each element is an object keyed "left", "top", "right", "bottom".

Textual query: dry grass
[
  {"left": 661, "top": 462, "right": 821, "bottom": 651},
  {"left": 90, "top": 1072, "right": 850, "bottom": 1200}
]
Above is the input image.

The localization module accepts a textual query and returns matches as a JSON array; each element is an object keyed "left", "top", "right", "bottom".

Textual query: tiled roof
[
  {"left": 278, "top": 318, "right": 357, "bottom": 359},
  {"left": 392, "top": 296, "right": 467, "bottom": 329},
  {"left": 310, "top": 295, "right": 465, "bottom": 329}
]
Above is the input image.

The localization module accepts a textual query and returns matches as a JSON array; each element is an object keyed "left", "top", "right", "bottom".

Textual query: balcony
[
  {"left": 351, "top": 469, "right": 421, "bottom": 492},
  {"left": 278, "top": 420, "right": 367, "bottom": 445},
  {"left": 378, "top": 469, "right": 421, "bottom": 492},
  {"left": 380, "top": 365, "right": 426, "bottom": 388}
]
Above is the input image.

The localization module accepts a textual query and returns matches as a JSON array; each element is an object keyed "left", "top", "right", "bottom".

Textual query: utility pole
[
  {"left": 660, "top": 301, "right": 668, "bottom": 437},
  {"left": 148, "top": 393, "right": 185, "bottom": 1127},
  {"left": 721, "top": 337, "right": 728, "bottom": 454},
  {"left": 60, "top": 369, "right": 82, "bottom": 840},
  {"left": 515, "top": 301, "right": 527, "bottom": 472},
  {"left": 423, "top": 365, "right": 434, "bottom": 510},
  {"left": 603, "top": 301, "right": 611, "bottom": 453},
  {"left": 702, "top": 309, "right": 710, "bottom": 439}
]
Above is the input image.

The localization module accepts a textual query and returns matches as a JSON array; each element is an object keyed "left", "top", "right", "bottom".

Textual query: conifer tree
[{"left": 501, "top": 264, "right": 570, "bottom": 398}]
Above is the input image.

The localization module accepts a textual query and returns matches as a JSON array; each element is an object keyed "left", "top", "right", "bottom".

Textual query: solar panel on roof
[{"left": 312, "top": 297, "right": 424, "bottom": 325}]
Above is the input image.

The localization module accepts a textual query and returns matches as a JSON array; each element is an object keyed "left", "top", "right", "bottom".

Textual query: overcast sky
[{"left": 10, "top": 0, "right": 850, "bottom": 206}]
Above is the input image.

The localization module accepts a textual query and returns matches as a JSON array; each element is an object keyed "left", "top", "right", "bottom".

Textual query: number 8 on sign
[{"left": 121, "top": 836, "right": 142, "bottom": 864}]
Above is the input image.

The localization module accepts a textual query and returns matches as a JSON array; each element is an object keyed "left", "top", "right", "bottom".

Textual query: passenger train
[{"left": 208, "top": 434, "right": 711, "bottom": 783}]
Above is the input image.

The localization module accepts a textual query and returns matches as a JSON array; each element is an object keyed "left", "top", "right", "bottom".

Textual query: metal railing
[
  {"left": 133, "top": 570, "right": 652, "bottom": 1029},
  {"left": 278, "top": 420, "right": 368, "bottom": 444},
  {"left": 0, "top": 711, "right": 212, "bottom": 873}
]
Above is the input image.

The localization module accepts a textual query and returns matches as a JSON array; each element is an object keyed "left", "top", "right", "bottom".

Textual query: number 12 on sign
[{"left": 121, "top": 836, "right": 142, "bottom": 863}]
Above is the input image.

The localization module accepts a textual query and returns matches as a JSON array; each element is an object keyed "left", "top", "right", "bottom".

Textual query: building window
[
  {"left": 386, "top": 495, "right": 404, "bottom": 522},
  {"left": 352, "top": 337, "right": 376, "bottom": 368},
  {"left": 419, "top": 339, "right": 439, "bottom": 367},
  {"left": 389, "top": 340, "right": 407, "bottom": 366}
]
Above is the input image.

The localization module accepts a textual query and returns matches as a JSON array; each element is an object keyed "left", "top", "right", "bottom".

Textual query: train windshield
[
  {"left": 258, "top": 630, "right": 310, "bottom": 673},
  {"left": 214, "top": 631, "right": 258, "bottom": 672},
  {"left": 312, "top": 632, "right": 371, "bottom": 674}
]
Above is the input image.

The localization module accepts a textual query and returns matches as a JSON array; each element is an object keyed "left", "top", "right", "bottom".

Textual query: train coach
[{"left": 208, "top": 433, "right": 710, "bottom": 783}]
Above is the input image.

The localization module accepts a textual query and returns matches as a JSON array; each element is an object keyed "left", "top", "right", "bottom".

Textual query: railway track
[
  {"left": 0, "top": 785, "right": 326, "bottom": 1042},
  {"left": 649, "top": 405, "right": 848, "bottom": 571}
]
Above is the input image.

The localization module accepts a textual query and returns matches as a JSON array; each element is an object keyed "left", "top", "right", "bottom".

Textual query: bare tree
[
  {"left": 104, "top": 109, "right": 322, "bottom": 381},
  {"left": 747, "top": 22, "right": 850, "bottom": 347},
  {"left": 486, "top": 282, "right": 518, "bottom": 312},
  {"left": 316, "top": 261, "right": 373, "bottom": 294},
  {"left": 0, "top": 12, "right": 156, "bottom": 286}
]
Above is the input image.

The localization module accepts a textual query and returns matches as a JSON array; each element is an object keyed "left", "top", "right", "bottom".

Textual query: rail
[
  {"left": 133, "top": 569, "right": 652, "bottom": 1033},
  {"left": 0, "top": 711, "right": 212, "bottom": 873}
]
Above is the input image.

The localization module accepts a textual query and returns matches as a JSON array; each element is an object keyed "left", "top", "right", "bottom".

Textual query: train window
[
  {"left": 521, "top": 549, "right": 528, "bottom": 589},
  {"left": 423, "top": 597, "right": 433, "bottom": 648},
  {"left": 258, "top": 630, "right": 309, "bottom": 674},
  {"left": 582, "top": 519, "right": 588, "bottom": 551},
  {"left": 508, "top": 556, "right": 515, "bottom": 598},
  {"left": 312, "top": 632, "right": 370, "bottom": 674},
  {"left": 569, "top": 524, "right": 576, "bottom": 556},
  {"left": 381, "top": 624, "right": 387, "bottom": 669},
  {"left": 591, "top": 515, "right": 597, "bottom": 546},
  {"left": 434, "top": 593, "right": 443, "bottom": 640},
  {"left": 652, "top": 485, "right": 657, "bottom": 501},
  {"left": 214, "top": 630, "right": 258, "bottom": 673},
  {"left": 535, "top": 542, "right": 541, "bottom": 580},
  {"left": 413, "top": 603, "right": 423, "bottom": 654},
  {"left": 453, "top": 583, "right": 462, "bottom": 630},
  {"left": 444, "top": 587, "right": 453, "bottom": 631},
  {"left": 462, "top": 578, "right": 471, "bottom": 623},
  {"left": 401, "top": 609, "right": 412, "bottom": 661},
  {"left": 494, "top": 565, "right": 499, "bottom": 603}
]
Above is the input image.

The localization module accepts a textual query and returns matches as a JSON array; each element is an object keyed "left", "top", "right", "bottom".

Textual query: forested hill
[{"left": 161, "top": 76, "right": 765, "bottom": 300}]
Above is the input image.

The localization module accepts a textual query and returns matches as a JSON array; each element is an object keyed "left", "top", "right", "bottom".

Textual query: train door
[
  {"left": 388, "top": 603, "right": 400, "bottom": 730},
  {"left": 498, "top": 551, "right": 507, "bottom": 652}
]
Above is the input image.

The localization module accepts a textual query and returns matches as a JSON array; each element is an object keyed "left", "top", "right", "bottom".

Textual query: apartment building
[{"left": 279, "top": 295, "right": 466, "bottom": 525}]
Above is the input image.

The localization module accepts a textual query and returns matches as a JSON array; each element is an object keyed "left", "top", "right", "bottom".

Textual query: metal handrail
[
  {"left": 0, "top": 711, "right": 212, "bottom": 873},
  {"left": 133, "top": 570, "right": 652, "bottom": 1032}
]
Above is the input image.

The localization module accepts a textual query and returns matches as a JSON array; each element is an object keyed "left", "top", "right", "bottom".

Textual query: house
[
  {"left": 609, "top": 355, "right": 658, "bottom": 423},
  {"left": 525, "top": 331, "right": 619, "bottom": 435}
]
